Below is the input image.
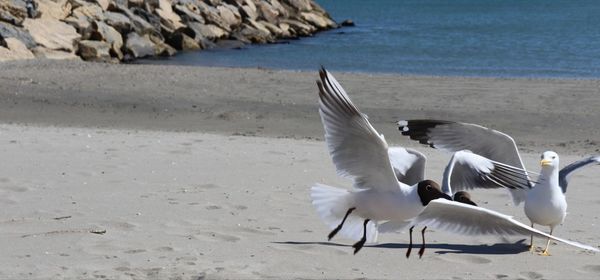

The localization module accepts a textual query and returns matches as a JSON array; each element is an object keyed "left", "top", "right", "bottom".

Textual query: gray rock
[
  {"left": 77, "top": 40, "right": 113, "bottom": 62},
  {"left": 164, "top": 29, "right": 200, "bottom": 50},
  {"left": 281, "top": 18, "right": 315, "bottom": 36},
  {"left": 125, "top": 32, "right": 155, "bottom": 58},
  {"left": 1, "top": 9, "right": 23, "bottom": 26},
  {"left": 147, "top": 34, "right": 177, "bottom": 56},
  {"left": 195, "top": 1, "right": 231, "bottom": 32},
  {"left": 233, "top": 23, "right": 272, "bottom": 44},
  {"left": 0, "top": 0, "right": 28, "bottom": 23},
  {"left": 281, "top": 0, "right": 312, "bottom": 12},
  {"left": 256, "top": 1, "right": 279, "bottom": 23},
  {"left": 0, "top": 21, "right": 36, "bottom": 49},
  {"left": 88, "top": 21, "right": 124, "bottom": 59},
  {"left": 173, "top": 4, "right": 205, "bottom": 24},
  {"left": 340, "top": 19, "right": 354, "bottom": 27},
  {"left": 187, "top": 22, "right": 227, "bottom": 41},
  {"left": 104, "top": 11, "right": 132, "bottom": 34},
  {"left": 63, "top": 16, "right": 91, "bottom": 33}
]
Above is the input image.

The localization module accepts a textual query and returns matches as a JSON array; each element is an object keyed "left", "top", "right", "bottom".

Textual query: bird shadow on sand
[{"left": 272, "top": 239, "right": 529, "bottom": 255}]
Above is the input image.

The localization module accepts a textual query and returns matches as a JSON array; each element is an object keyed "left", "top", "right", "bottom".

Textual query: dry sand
[{"left": 0, "top": 60, "right": 599, "bottom": 279}]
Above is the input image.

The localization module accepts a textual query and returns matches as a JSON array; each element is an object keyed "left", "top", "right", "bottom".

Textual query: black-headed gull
[
  {"left": 311, "top": 69, "right": 598, "bottom": 257},
  {"left": 397, "top": 119, "right": 600, "bottom": 255}
]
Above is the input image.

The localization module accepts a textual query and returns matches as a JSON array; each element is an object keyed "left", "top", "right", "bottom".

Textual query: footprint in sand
[
  {"left": 124, "top": 249, "right": 146, "bottom": 254},
  {"left": 154, "top": 246, "right": 174, "bottom": 252},
  {"left": 580, "top": 265, "right": 600, "bottom": 274},
  {"left": 199, "top": 184, "right": 220, "bottom": 190},
  {"left": 193, "top": 231, "right": 240, "bottom": 242},
  {"left": 519, "top": 271, "right": 544, "bottom": 280}
]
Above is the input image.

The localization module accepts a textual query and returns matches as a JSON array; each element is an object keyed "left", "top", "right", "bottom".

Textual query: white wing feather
[
  {"left": 442, "top": 150, "right": 532, "bottom": 195},
  {"left": 413, "top": 199, "right": 599, "bottom": 252},
  {"left": 399, "top": 120, "right": 534, "bottom": 205},
  {"left": 318, "top": 69, "right": 401, "bottom": 191},
  {"left": 388, "top": 147, "right": 426, "bottom": 186}
]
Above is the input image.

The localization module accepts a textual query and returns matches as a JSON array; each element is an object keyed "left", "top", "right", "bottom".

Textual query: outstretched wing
[
  {"left": 318, "top": 68, "right": 400, "bottom": 191},
  {"left": 559, "top": 156, "right": 600, "bottom": 193},
  {"left": 388, "top": 147, "right": 427, "bottom": 186},
  {"left": 398, "top": 119, "right": 534, "bottom": 205},
  {"left": 413, "top": 199, "right": 599, "bottom": 252},
  {"left": 442, "top": 150, "right": 532, "bottom": 195}
]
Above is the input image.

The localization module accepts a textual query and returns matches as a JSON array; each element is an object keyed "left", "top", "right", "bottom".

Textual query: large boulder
[
  {"left": 259, "top": 20, "right": 284, "bottom": 37},
  {"left": 0, "top": 21, "right": 36, "bottom": 48},
  {"left": 88, "top": 21, "right": 124, "bottom": 59},
  {"left": 187, "top": 22, "right": 227, "bottom": 41},
  {"left": 104, "top": 11, "right": 132, "bottom": 34},
  {"left": 95, "top": 0, "right": 109, "bottom": 11},
  {"left": 0, "top": 0, "right": 27, "bottom": 23},
  {"left": 0, "top": 37, "right": 35, "bottom": 61},
  {"left": 217, "top": 4, "right": 241, "bottom": 28},
  {"left": 281, "top": 0, "right": 312, "bottom": 12},
  {"left": 114, "top": 4, "right": 159, "bottom": 36},
  {"left": 1, "top": 9, "right": 23, "bottom": 26},
  {"left": 147, "top": 33, "right": 177, "bottom": 56},
  {"left": 195, "top": 1, "right": 230, "bottom": 31},
  {"left": 72, "top": 4, "right": 104, "bottom": 20},
  {"left": 281, "top": 18, "right": 314, "bottom": 36},
  {"left": 166, "top": 31, "right": 200, "bottom": 50},
  {"left": 256, "top": 1, "right": 279, "bottom": 23},
  {"left": 63, "top": 16, "right": 91, "bottom": 33},
  {"left": 23, "top": 18, "right": 80, "bottom": 51},
  {"left": 77, "top": 39, "right": 113, "bottom": 62},
  {"left": 233, "top": 22, "right": 272, "bottom": 44},
  {"left": 300, "top": 12, "right": 335, "bottom": 29},
  {"left": 173, "top": 4, "right": 205, "bottom": 24},
  {"left": 155, "top": 0, "right": 185, "bottom": 30},
  {"left": 125, "top": 32, "right": 154, "bottom": 58},
  {"left": 37, "top": 0, "right": 72, "bottom": 20}
]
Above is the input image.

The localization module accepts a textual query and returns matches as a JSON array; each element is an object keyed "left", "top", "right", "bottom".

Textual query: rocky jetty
[{"left": 0, "top": 0, "right": 337, "bottom": 62}]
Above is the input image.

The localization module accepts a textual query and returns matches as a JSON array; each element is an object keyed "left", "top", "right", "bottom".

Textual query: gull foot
[{"left": 539, "top": 250, "right": 551, "bottom": 256}]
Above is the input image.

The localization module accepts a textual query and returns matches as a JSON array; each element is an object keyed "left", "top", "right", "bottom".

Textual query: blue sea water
[{"left": 145, "top": 0, "right": 600, "bottom": 78}]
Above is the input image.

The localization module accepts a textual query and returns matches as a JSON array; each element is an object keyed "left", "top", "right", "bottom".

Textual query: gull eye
[
  {"left": 552, "top": 156, "right": 556, "bottom": 159},
  {"left": 426, "top": 185, "right": 432, "bottom": 191}
]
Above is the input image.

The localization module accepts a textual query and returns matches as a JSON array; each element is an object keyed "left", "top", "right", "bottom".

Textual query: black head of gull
[{"left": 417, "top": 180, "right": 452, "bottom": 206}]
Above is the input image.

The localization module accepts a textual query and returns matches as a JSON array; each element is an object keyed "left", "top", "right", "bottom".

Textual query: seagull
[
  {"left": 397, "top": 119, "right": 600, "bottom": 255},
  {"left": 311, "top": 68, "right": 599, "bottom": 257}
]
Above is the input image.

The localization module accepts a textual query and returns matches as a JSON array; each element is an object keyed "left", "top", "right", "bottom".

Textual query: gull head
[
  {"left": 453, "top": 191, "right": 478, "bottom": 206},
  {"left": 540, "top": 151, "right": 559, "bottom": 168},
  {"left": 417, "top": 180, "right": 452, "bottom": 206}
]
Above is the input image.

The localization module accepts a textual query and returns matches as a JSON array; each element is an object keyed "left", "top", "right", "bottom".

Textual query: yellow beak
[{"left": 540, "top": 159, "right": 553, "bottom": 166}]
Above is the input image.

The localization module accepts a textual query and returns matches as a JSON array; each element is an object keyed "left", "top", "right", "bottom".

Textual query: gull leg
[
  {"left": 405, "top": 226, "right": 414, "bottom": 258},
  {"left": 418, "top": 226, "right": 427, "bottom": 258},
  {"left": 529, "top": 223, "right": 535, "bottom": 252},
  {"left": 352, "top": 219, "right": 370, "bottom": 254},
  {"left": 540, "top": 227, "right": 553, "bottom": 256},
  {"left": 328, "top": 207, "right": 356, "bottom": 240}
]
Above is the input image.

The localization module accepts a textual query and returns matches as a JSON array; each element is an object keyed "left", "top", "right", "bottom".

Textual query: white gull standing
[{"left": 311, "top": 68, "right": 598, "bottom": 257}]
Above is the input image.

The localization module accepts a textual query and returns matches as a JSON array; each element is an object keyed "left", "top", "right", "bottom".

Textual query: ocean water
[{"left": 145, "top": 0, "right": 600, "bottom": 78}]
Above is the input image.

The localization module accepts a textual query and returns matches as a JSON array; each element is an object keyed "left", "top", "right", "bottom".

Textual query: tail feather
[{"left": 311, "top": 184, "right": 378, "bottom": 243}]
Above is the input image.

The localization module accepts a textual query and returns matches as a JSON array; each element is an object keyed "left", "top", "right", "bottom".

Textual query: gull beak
[{"left": 540, "top": 159, "right": 552, "bottom": 166}]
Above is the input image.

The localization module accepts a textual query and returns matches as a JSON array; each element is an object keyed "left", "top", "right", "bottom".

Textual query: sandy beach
[{"left": 1, "top": 60, "right": 599, "bottom": 279}]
